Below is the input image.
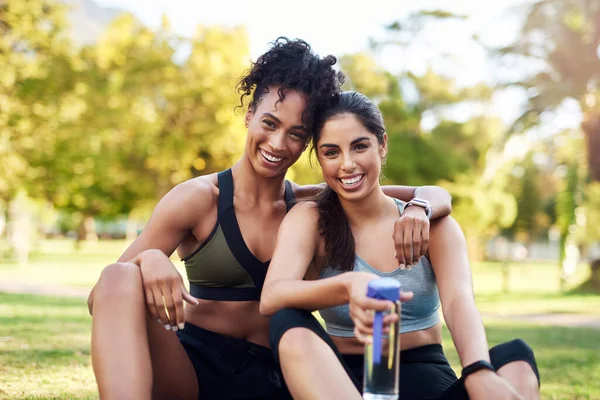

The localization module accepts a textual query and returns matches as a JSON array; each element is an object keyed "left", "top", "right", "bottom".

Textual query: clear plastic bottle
[{"left": 363, "top": 278, "right": 401, "bottom": 400}]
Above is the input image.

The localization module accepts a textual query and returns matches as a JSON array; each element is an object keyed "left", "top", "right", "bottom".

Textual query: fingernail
[
  {"left": 172, "top": 326, "right": 179, "bottom": 332},
  {"left": 164, "top": 324, "right": 171, "bottom": 331},
  {"left": 157, "top": 319, "right": 163, "bottom": 324},
  {"left": 178, "top": 322, "right": 185, "bottom": 330},
  {"left": 399, "top": 264, "right": 405, "bottom": 269}
]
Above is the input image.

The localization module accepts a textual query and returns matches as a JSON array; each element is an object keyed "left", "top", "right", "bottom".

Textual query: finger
[
  {"left": 421, "top": 224, "right": 430, "bottom": 259},
  {"left": 394, "top": 223, "right": 406, "bottom": 268},
  {"left": 382, "top": 313, "right": 399, "bottom": 327},
  {"left": 349, "top": 305, "right": 375, "bottom": 328},
  {"left": 354, "top": 327, "right": 372, "bottom": 344},
  {"left": 400, "top": 291, "right": 414, "bottom": 302},
  {"left": 153, "top": 287, "right": 171, "bottom": 330},
  {"left": 403, "top": 220, "right": 414, "bottom": 266},
  {"left": 181, "top": 285, "right": 199, "bottom": 306},
  {"left": 354, "top": 297, "right": 393, "bottom": 312},
  {"left": 161, "top": 284, "right": 177, "bottom": 330},
  {"left": 412, "top": 222, "right": 423, "bottom": 265},
  {"left": 353, "top": 317, "right": 374, "bottom": 337},
  {"left": 171, "top": 283, "right": 185, "bottom": 331}
]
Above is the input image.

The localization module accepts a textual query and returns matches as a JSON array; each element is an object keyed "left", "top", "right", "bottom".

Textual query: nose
[
  {"left": 341, "top": 152, "right": 355, "bottom": 172},
  {"left": 268, "top": 130, "right": 286, "bottom": 153}
]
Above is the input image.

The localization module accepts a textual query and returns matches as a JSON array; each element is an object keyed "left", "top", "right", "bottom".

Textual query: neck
[
  {"left": 338, "top": 184, "right": 391, "bottom": 228},
  {"left": 230, "top": 157, "right": 287, "bottom": 204}
]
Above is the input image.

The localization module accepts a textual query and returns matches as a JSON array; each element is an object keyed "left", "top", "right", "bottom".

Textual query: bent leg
[
  {"left": 492, "top": 339, "right": 540, "bottom": 400},
  {"left": 270, "top": 308, "right": 361, "bottom": 400},
  {"left": 91, "top": 262, "right": 198, "bottom": 400}
]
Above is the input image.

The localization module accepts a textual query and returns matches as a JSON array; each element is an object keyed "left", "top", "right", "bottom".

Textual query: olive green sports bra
[{"left": 182, "top": 169, "right": 295, "bottom": 301}]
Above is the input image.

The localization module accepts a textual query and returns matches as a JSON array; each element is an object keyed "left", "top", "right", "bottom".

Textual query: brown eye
[{"left": 263, "top": 120, "right": 276, "bottom": 129}]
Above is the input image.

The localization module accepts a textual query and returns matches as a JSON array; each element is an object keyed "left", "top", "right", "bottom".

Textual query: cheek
[{"left": 319, "top": 159, "right": 339, "bottom": 182}]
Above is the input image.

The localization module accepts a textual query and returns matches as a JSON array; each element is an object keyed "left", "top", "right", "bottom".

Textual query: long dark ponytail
[{"left": 312, "top": 92, "right": 386, "bottom": 272}]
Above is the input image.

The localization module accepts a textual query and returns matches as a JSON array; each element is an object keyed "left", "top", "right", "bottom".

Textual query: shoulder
[
  {"left": 153, "top": 174, "right": 219, "bottom": 225},
  {"left": 287, "top": 181, "right": 326, "bottom": 199},
  {"left": 286, "top": 200, "right": 319, "bottom": 220}
]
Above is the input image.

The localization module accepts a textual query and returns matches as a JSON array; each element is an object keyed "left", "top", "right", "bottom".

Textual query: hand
[
  {"left": 464, "top": 370, "right": 523, "bottom": 400},
  {"left": 133, "top": 249, "right": 199, "bottom": 331},
  {"left": 393, "top": 206, "right": 430, "bottom": 268},
  {"left": 346, "top": 272, "right": 413, "bottom": 344}
]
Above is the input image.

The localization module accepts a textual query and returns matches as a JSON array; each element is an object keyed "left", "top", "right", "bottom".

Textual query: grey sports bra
[{"left": 318, "top": 199, "right": 440, "bottom": 336}]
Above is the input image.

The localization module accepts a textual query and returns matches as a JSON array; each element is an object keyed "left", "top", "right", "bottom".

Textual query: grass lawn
[
  {"left": 0, "top": 292, "right": 598, "bottom": 400},
  {"left": 1, "top": 239, "right": 599, "bottom": 399}
]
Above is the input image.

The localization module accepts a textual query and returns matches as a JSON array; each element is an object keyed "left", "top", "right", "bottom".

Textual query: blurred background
[{"left": 1, "top": 0, "right": 599, "bottom": 399}]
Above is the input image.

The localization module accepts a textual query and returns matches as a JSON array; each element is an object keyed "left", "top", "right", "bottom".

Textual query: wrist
[
  {"left": 462, "top": 359, "right": 496, "bottom": 386},
  {"left": 405, "top": 198, "right": 433, "bottom": 219},
  {"left": 463, "top": 368, "right": 496, "bottom": 388}
]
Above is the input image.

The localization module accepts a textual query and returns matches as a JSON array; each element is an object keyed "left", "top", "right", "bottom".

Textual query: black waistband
[
  {"left": 342, "top": 344, "right": 447, "bottom": 367},
  {"left": 189, "top": 282, "right": 261, "bottom": 301},
  {"left": 180, "top": 321, "right": 273, "bottom": 359}
]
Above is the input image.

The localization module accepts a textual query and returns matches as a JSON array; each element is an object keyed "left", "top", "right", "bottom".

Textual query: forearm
[
  {"left": 260, "top": 274, "right": 351, "bottom": 316},
  {"left": 414, "top": 186, "right": 452, "bottom": 219},
  {"left": 444, "top": 295, "right": 490, "bottom": 366}
]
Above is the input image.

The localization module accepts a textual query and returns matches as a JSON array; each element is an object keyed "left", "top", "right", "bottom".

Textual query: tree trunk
[
  {"left": 76, "top": 215, "right": 98, "bottom": 242},
  {"left": 582, "top": 113, "right": 600, "bottom": 182},
  {"left": 591, "top": 260, "right": 600, "bottom": 289}
]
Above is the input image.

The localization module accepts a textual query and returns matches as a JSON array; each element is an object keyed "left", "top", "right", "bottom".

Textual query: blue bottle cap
[{"left": 367, "top": 277, "right": 401, "bottom": 302}]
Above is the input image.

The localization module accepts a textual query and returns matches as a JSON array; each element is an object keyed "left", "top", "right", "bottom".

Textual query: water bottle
[{"left": 363, "top": 278, "right": 401, "bottom": 400}]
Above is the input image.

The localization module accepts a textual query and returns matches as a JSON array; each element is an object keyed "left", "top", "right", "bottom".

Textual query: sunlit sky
[{"left": 94, "top": 0, "right": 582, "bottom": 136}]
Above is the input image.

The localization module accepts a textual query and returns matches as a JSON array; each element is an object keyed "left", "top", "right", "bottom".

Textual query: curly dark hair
[{"left": 237, "top": 37, "right": 345, "bottom": 135}]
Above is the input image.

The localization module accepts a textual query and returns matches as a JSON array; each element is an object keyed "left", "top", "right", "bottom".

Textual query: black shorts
[
  {"left": 177, "top": 322, "right": 292, "bottom": 400},
  {"left": 270, "top": 308, "right": 540, "bottom": 400}
]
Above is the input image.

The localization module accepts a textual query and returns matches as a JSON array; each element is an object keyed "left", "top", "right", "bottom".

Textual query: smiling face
[
  {"left": 317, "top": 113, "right": 387, "bottom": 202},
  {"left": 244, "top": 86, "right": 309, "bottom": 179}
]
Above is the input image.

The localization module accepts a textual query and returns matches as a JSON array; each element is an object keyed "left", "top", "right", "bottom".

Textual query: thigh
[
  {"left": 147, "top": 310, "right": 199, "bottom": 399},
  {"left": 400, "top": 361, "right": 458, "bottom": 400}
]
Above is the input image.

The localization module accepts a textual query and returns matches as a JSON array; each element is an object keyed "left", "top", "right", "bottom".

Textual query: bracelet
[{"left": 461, "top": 360, "right": 496, "bottom": 380}]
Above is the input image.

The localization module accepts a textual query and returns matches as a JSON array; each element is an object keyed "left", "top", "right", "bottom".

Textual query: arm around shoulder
[{"left": 382, "top": 184, "right": 452, "bottom": 219}]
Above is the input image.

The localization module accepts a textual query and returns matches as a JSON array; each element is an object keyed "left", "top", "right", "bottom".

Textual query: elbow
[{"left": 259, "top": 286, "right": 279, "bottom": 317}]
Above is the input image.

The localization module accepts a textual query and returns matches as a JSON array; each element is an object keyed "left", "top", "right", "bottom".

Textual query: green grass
[
  {"left": 0, "top": 292, "right": 598, "bottom": 400},
  {"left": 441, "top": 322, "right": 600, "bottom": 400},
  {"left": 0, "top": 293, "right": 96, "bottom": 400},
  {"left": 1, "top": 239, "right": 600, "bottom": 399}
]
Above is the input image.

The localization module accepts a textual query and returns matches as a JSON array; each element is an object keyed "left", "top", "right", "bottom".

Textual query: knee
[
  {"left": 270, "top": 308, "right": 323, "bottom": 362},
  {"left": 278, "top": 327, "right": 320, "bottom": 362},
  {"left": 93, "top": 262, "right": 143, "bottom": 303},
  {"left": 492, "top": 339, "right": 540, "bottom": 386}
]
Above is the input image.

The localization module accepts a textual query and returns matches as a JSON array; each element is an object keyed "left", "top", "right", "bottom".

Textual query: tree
[{"left": 494, "top": 0, "right": 600, "bottom": 288}]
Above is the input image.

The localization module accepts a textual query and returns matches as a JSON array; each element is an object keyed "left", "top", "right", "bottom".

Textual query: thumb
[
  {"left": 181, "top": 285, "right": 199, "bottom": 305},
  {"left": 400, "top": 291, "right": 414, "bottom": 302}
]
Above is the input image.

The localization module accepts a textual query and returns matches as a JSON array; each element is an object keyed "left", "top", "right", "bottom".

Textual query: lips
[
  {"left": 259, "top": 149, "right": 284, "bottom": 163},
  {"left": 339, "top": 174, "right": 364, "bottom": 187}
]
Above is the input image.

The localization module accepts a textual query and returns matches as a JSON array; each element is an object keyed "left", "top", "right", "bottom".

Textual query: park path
[{"left": 2, "top": 282, "right": 600, "bottom": 329}]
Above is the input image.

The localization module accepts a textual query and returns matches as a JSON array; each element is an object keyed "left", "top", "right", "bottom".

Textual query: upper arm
[
  {"left": 381, "top": 185, "right": 416, "bottom": 202},
  {"left": 117, "top": 178, "right": 217, "bottom": 262},
  {"left": 290, "top": 181, "right": 326, "bottom": 200},
  {"left": 427, "top": 216, "right": 474, "bottom": 310},
  {"left": 264, "top": 202, "right": 320, "bottom": 285}
]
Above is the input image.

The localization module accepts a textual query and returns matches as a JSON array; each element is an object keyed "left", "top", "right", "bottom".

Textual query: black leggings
[{"left": 269, "top": 308, "right": 540, "bottom": 400}]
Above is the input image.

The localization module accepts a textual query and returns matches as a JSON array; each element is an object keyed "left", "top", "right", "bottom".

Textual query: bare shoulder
[
  {"left": 288, "top": 181, "right": 326, "bottom": 200},
  {"left": 287, "top": 199, "right": 319, "bottom": 220},
  {"left": 154, "top": 173, "right": 219, "bottom": 225}
]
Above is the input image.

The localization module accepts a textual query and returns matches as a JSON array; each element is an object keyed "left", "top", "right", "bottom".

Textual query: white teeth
[
  {"left": 341, "top": 175, "right": 363, "bottom": 185},
  {"left": 260, "top": 149, "right": 283, "bottom": 162}
]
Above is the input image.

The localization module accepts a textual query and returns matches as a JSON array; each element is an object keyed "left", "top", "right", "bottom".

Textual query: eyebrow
[
  {"left": 319, "top": 136, "right": 371, "bottom": 149},
  {"left": 262, "top": 113, "right": 306, "bottom": 131}
]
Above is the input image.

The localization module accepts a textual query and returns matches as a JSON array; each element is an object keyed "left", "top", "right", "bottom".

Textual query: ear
[
  {"left": 244, "top": 108, "right": 253, "bottom": 129},
  {"left": 380, "top": 132, "right": 388, "bottom": 159}
]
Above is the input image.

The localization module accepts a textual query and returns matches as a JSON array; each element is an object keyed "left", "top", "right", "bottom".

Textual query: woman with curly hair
[{"left": 88, "top": 38, "right": 452, "bottom": 400}]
